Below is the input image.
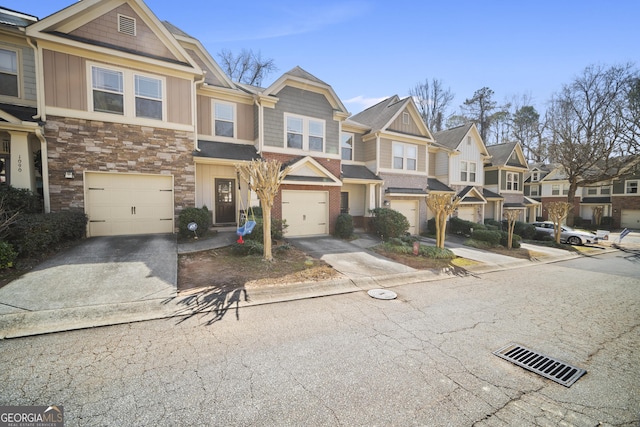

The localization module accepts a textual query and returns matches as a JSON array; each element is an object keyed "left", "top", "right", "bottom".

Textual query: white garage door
[
  {"left": 85, "top": 172, "right": 174, "bottom": 237},
  {"left": 457, "top": 206, "right": 475, "bottom": 222},
  {"left": 621, "top": 209, "right": 640, "bottom": 229},
  {"left": 390, "top": 200, "right": 418, "bottom": 235},
  {"left": 282, "top": 190, "right": 328, "bottom": 237}
]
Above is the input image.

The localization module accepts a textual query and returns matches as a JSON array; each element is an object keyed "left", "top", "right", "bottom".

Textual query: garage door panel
[
  {"left": 282, "top": 190, "right": 328, "bottom": 237},
  {"left": 86, "top": 173, "right": 174, "bottom": 237},
  {"left": 390, "top": 200, "right": 418, "bottom": 235},
  {"left": 621, "top": 209, "right": 640, "bottom": 229}
]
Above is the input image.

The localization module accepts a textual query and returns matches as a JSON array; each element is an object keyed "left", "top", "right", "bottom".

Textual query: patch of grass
[
  {"left": 463, "top": 238, "right": 536, "bottom": 260},
  {"left": 372, "top": 241, "right": 459, "bottom": 270}
]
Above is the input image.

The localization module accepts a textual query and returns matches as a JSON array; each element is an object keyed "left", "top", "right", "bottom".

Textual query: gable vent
[{"left": 118, "top": 14, "right": 136, "bottom": 36}]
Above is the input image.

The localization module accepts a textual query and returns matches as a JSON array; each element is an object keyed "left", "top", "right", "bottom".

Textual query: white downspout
[
  {"left": 192, "top": 72, "right": 206, "bottom": 152},
  {"left": 254, "top": 95, "right": 263, "bottom": 154},
  {"left": 26, "top": 36, "right": 45, "bottom": 121}
]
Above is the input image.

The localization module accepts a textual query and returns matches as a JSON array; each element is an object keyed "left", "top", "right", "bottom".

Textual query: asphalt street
[{"left": 0, "top": 250, "right": 638, "bottom": 426}]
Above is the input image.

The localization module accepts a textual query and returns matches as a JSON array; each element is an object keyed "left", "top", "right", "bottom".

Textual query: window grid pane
[
  {"left": 92, "top": 67, "right": 123, "bottom": 92},
  {"left": 135, "top": 75, "right": 162, "bottom": 99},
  {"left": 0, "top": 49, "right": 17, "bottom": 73}
]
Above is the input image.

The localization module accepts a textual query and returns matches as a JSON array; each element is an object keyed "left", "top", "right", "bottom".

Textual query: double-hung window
[
  {"left": 530, "top": 186, "right": 539, "bottom": 196},
  {"left": 393, "top": 142, "right": 417, "bottom": 171},
  {"left": 341, "top": 133, "right": 354, "bottom": 161},
  {"left": 0, "top": 48, "right": 18, "bottom": 97},
  {"left": 285, "top": 115, "right": 324, "bottom": 152},
  {"left": 90, "top": 64, "right": 165, "bottom": 120},
  {"left": 214, "top": 102, "right": 235, "bottom": 137},
  {"left": 92, "top": 66, "right": 124, "bottom": 115},
  {"left": 506, "top": 172, "right": 519, "bottom": 191},
  {"left": 626, "top": 180, "right": 639, "bottom": 194},
  {"left": 552, "top": 184, "right": 560, "bottom": 195},
  {"left": 135, "top": 75, "right": 162, "bottom": 119},
  {"left": 461, "top": 161, "right": 476, "bottom": 182}
]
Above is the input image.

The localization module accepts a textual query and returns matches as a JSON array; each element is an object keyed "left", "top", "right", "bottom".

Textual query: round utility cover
[
  {"left": 368, "top": 289, "right": 397, "bottom": 300},
  {"left": 187, "top": 222, "right": 198, "bottom": 231}
]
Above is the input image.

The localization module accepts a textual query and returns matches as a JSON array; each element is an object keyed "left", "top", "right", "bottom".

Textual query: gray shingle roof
[
  {"left": 194, "top": 141, "right": 259, "bottom": 161},
  {"left": 486, "top": 142, "right": 517, "bottom": 166},
  {"left": 482, "top": 188, "right": 503, "bottom": 199},
  {"left": 349, "top": 95, "right": 407, "bottom": 132},
  {"left": 427, "top": 178, "right": 454, "bottom": 192},
  {"left": 0, "top": 103, "right": 38, "bottom": 123},
  {"left": 385, "top": 187, "right": 428, "bottom": 195},
  {"left": 433, "top": 123, "right": 474, "bottom": 150},
  {"left": 341, "top": 165, "right": 382, "bottom": 181},
  {"left": 0, "top": 7, "right": 38, "bottom": 28},
  {"left": 284, "top": 66, "right": 330, "bottom": 86}
]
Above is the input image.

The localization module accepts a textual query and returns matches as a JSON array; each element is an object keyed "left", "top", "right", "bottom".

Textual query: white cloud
[{"left": 344, "top": 95, "right": 388, "bottom": 113}]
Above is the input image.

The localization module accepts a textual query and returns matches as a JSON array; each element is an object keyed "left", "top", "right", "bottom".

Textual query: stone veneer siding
[
  {"left": 45, "top": 116, "right": 196, "bottom": 219},
  {"left": 262, "top": 152, "right": 341, "bottom": 235}
]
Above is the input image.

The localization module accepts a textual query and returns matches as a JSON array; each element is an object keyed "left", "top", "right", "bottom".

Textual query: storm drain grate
[{"left": 493, "top": 343, "right": 586, "bottom": 387}]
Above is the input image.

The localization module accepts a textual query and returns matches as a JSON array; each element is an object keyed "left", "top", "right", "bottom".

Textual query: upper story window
[
  {"left": 393, "top": 142, "right": 417, "bottom": 171},
  {"left": 461, "top": 161, "right": 477, "bottom": 182},
  {"left": 402, "top": 112, "right": 409, "bottom": 125},
  {"left": 531, "top": 171, "right": 540, "bottom": 182},
  {"left": 341, "top": 132, "right": 354, "bottom": 161},
  {"left": 552, "top": 184, "right": 560, "bottom": 195},
  {"left": 214, "top": 102, "right": 235, "bottom": 137},
  {"left": 600, "top": 186, "right": 610, "bottom": 195},
  {"left": 587, "top": 187, "right": 598, "bottom": 195},
  {"left": 285, "top": 114, "right": 324, "bottom": 152},
  {"left": 92, "top": 66, "right": 124, "bottom": 114},
  {"left": 530, "top": 185, "right": 539, "bottom": 196},
  {"left": 135, "top": 75, "right": 162, "bottom": 120},
  {"left": 0, "top": 48, "right": 18, "bottom": 97},
  {"left": 506, "top": 172, "right": 519, "bottom": 191},
  {"left": 90, "top": 64, "right": 164, "bottom": 120},
  {"left": 626, "top": 180, "right": 639, "bottom": 194}
]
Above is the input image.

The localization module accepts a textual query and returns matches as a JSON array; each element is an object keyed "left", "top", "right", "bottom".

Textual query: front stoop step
[{"left": 493, "top": 343, "right": 587, "bottom": 387}]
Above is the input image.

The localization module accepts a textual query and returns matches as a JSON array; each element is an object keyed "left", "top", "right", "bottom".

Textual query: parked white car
[{"left": 532, "top": 221, "right": 599, "bottom": 245}]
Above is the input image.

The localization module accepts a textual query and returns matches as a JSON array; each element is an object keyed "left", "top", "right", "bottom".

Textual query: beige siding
[
  {"left": 166, "top": 76, "right": 191, "bottom": 125},
  {"left": 70, "top": 3, "right": 177, "bottom": 62},
  {"left": 429, "top": 152, "right": 436, "bottom": 176},
  {"left": 237, "top": 102, "right": 254, "bottom": 141},
  {"left": 388, "top": 110, "right": 422, "bottom": 135},
  {"left": 197, "top": 95, "right": 211, "bottom": 135},
  {"left": 380, "top": 138, "right": 393, "bottom": 169},
  {"left": 43, "top": 50, "right": 87, "bottom": 110},
  {"left": 363, "top": 138, "right": 376, "bottom": 163},
  {"left": 185, "top": 48, "right": 227, "bottom": 87},
  {"left": 195, "top": 163, "right": 236, "bottom": 210},
  {"left": 353, "top": 133, "right": 366, "bottom": 162}
]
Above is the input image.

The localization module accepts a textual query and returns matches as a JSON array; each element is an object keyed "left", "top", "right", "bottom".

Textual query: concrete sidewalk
[{"left": 0, "top": 230, "right": 614, "bottom": 339}]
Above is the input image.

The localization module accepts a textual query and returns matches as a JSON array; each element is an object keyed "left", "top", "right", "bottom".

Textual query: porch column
[
  {"left": 366, "top": 183, "right": 377, "bottom": 214},
  {"left": 9, "top": 131, "right": 35, "bottom": 191}
]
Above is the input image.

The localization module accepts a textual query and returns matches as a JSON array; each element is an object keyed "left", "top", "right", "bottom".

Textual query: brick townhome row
[{"left": 1, "top": 0, "right": 638, "bottom": 237}]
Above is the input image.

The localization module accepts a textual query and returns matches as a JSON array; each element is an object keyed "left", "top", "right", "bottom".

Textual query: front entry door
[{"left": 215, "top": 178, "right": 236, "bottom": 224}]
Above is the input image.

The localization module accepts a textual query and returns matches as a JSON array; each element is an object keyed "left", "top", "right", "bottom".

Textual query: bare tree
[
  {"left": 512, "top": 105, "right": 547, "bottom": 162},
  {"left": 503, "top": 209, "right": 524, "bottom": 249},
  {"left": 546, "top": 63, "right": 640, "bottom": 225},
  {"left": 489, "top": 108, "right": 511, "bottom": 145},
  {"left": 409, "top": 78, "right": 454, "bottom": 132},
  {"left": 235, "top": 159, "right": 291, "bottom": 261},
  {"left": 217, "top": 48, "right": 277, "bottom": 86},
  {"left": 546, "top": 201, "right": 573, "bottom": 244},
  {"left": 426, "top": 193, "right": 460, "bottom": 249},
  {"left": 462, "top": 87, "right": 497, "bottom": 143}
]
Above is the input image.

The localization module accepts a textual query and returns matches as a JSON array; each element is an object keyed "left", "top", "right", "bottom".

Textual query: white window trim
[
  {"left": 625, "top": 179, "right": 639, "bottom": 194},
  {"left": 212, "top": 100, "right": 237, "bottom": 140},
  {"left": 392, "top": 141, "right": 418, "bottom": 171},
  {"left": 530, "top": 186, "right": 539, "bottom": 196},
  {"left": 531, "top": 172, "right": 539, "bottom": 182},
  {"left": 284, "top": 113, "right": 326, "bottom": 153},
  {"left": 0, "top": 47, "right": 20, "bottom": 99},
  {"left": 341, "top": 132, "right": 354, "bottom": 161},
  {"left": 87, "top": 62, "right": 166, "bottom": 122},
  {"left": 460, "top": 160, "right": 477, "bottom": 183},
  {"left": 402, "top": 112, "right": 409, "bottom": 125},
  {"left": 551, "top": 184, "right": 560, "bottom": 196},
  {"left": 506, "top": 172, "right": 519, "bottom": 191}
]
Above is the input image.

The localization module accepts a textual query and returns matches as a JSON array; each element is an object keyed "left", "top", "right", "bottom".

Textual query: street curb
[{"left": 0, "top": 246, "right": 619, "bottom": 339}]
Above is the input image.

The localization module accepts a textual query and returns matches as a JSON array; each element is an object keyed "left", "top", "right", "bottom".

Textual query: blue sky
[{"left": 7, "top": 0, "right": 639, "bottom": 115}]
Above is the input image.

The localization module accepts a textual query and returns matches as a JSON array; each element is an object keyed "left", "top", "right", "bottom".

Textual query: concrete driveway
[{"left": 0, "top": 234, "right": 177, "bottom": 315}]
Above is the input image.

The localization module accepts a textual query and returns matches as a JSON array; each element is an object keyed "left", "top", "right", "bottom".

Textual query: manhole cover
[
  {"left": 368, "top": 289, "right": 397, "bottom": 300},
  {"left": 493, "top": 343, "right": 587, "bottom": 387}
]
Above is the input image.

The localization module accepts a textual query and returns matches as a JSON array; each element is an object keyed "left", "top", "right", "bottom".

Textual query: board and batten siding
[
  {"left": 42, "top": 50, "right": 192, "bottom": 125},
  {"left": 196, "top": 95, "right": 254, "bottom": 141},
  {"left": 387, "top": 111, "right": 422, "bottom": 136},
  {"left": 449, "top": 137, "right": 485, "bottom": 186}
]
